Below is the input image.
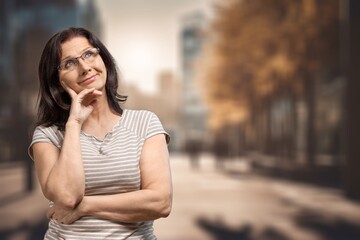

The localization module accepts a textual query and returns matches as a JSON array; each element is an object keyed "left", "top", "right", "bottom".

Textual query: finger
[
  {"left": 62, "top": 213, "right": 78, "bottom": 225},
  {"left": 47, "top": 207, "right": 55, "bottom": 219},
  {"left": 77, "top": 88, "right": 96, "bottom": 100},
  {"left": 92, "top": 90, "right": 102, "bottom": 96},
  {"left": 80, "top": 89, "right": 102, "bottom": 106},
  {"left": 61, "top": 217, "right": 71, "bottom": 225}
]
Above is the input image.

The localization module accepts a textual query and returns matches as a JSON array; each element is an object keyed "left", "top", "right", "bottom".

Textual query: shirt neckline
[{"left": 80, "top": 109, "right": 126, "bottom": 142}]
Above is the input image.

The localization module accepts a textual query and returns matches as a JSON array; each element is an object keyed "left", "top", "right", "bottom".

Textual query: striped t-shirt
[{"left": 29, "top": 109, "right": 169, "bottom": 240}]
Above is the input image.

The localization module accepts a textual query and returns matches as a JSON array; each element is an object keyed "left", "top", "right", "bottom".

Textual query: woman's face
[{"left": 58, "top": 36, "right": 107, "bottom": 94}]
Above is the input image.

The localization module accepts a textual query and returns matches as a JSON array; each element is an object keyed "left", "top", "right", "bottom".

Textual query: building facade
[
  {"left": 180, "top": 11, "right": 209, "bottom": 150},
  {"left": 0, "top": 0, "right": 101, "bottom": 163}
]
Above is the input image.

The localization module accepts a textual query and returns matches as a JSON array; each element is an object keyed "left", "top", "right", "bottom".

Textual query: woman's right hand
[{"left": 61, "top": 81, "right": 102, "bottom": 125}]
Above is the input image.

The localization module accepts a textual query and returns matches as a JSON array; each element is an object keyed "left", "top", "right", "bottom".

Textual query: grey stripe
[{"left": 30, "top": 109, "right": 167, "bottom": 239}]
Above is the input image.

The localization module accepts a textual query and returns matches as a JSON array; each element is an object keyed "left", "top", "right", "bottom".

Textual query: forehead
[{"left": 60, "top": 36, "right": 93, "bottom": 58}]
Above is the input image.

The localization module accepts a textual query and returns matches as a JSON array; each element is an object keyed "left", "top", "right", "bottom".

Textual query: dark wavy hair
[{"left": 37, "top": 27, "right": 126, "bottom": 131}]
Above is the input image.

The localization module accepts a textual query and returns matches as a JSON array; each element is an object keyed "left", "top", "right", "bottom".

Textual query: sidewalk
[
  {"left": 0, "top": 163, "right": 48, "bottom": 240},
  {"left": 155, "top": 153, "right": 360, "bottom": 240},
  {"left": 1, "top": 154, "right": 360, "bottom": 240}
]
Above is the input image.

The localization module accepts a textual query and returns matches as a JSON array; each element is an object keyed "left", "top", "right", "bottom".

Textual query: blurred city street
[
  {"left": 1, "top": 154, "right": 360, "bottom": 240},
  {"left": 1, "top": 0, "right": 360, "bottom": 239}
]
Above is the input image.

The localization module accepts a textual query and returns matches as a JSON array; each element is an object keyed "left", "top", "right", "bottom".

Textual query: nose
[{"left": 77, "top": 58, "right": 92, "bottom": 75}]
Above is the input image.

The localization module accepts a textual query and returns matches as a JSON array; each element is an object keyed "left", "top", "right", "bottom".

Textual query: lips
[{"left": 78, "top": 74, "right": 97, "bottom": 84}]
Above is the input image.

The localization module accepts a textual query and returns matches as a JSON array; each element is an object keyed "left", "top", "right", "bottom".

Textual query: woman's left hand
[{"left": 47, "top": 203, "right": 83, "bottom": 224}]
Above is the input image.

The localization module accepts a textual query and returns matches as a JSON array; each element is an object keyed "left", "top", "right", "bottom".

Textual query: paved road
[
  {"left": 0, "top": 164, "right": 48, "bottom": 240},
  {"left": 154, "top": 153, "right": 360, "bottom": 240},
  {"left": 1, "top": 154, "right": 360, "bottom": 240}
]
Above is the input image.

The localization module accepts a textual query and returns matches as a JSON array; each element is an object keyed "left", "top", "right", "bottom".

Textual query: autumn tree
[{"left": 198, "top": 0, "right": 340, "bottom": 162}]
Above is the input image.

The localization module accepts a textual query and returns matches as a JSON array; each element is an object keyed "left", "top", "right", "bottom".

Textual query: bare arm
[
  {"left": 49, "top": 134, "right": 173, "bottom": 224},
  {"left": 33, "top": 122, "right": 83, "bottom": 208},
  {"left": 32, "top": 87, "right": 102, "bottom": 208}
]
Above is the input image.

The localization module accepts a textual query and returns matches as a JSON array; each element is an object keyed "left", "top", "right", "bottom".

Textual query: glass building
[
  {"left": 180, "top": 11, "right": 208, "bottom": 149},
  {"left": 0, "top": 0, "right": 101, "bottom": 163}
]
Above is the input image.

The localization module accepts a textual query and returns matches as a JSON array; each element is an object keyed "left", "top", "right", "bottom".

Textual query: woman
[{"left": 28, "top": 27, "right": 172, "bottom": 239}]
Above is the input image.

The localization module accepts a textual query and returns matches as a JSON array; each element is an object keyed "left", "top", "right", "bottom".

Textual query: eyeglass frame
[{"left": 57, "top": 47, "right": 100, "bottom": 71}]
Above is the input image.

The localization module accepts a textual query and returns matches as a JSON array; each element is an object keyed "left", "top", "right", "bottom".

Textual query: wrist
[
  {"left": 78, "top": 196, "right": 90, "bottom": 217},
  {"left": 66, "top": 120, "right": 82, "bottom": 130}
]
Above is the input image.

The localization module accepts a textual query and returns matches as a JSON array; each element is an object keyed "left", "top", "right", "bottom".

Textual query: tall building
[
  {"left": 0, "top": 0, "right": 101, "bottom": 163},
  {"left": 180, "top": 11, "right": 208, "bottom": 149}
]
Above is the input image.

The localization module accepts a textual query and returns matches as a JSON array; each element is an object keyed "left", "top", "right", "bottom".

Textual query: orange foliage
[{"left": 196, "top": 0, "right": 339, "bottom": 131}]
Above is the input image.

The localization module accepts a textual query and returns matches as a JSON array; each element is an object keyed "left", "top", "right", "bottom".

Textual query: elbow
[
  {"left": 159, "top": 203, "right": 171, "bottom": 218},
  {"left": 44, "top": 187, "right": 84, "bottom": 209},
  {"left": 58, "top": 194, "right": 83, "bottom": 209},
  {"left": 156, "top": 192, "right": 172, "bottom": 218}
]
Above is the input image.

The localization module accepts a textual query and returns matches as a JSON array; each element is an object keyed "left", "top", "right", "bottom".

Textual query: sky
[{"left": 94, "top": 0, "right": 213, "bottom": 94}]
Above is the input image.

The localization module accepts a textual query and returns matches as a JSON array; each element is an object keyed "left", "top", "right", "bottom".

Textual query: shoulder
[
  {"left": 29, "top": 125, "right": 63, "bottom": 159},
  {"left": 122, "top": 109, "right": 169, "bottom": 142},
  {"left": 122, "top": 109, "right": 158, "bottom": 128},
  {"left": 123, "top": 109, "right": 157, "bottom": 120},
  {"left": 32, "top": 125, "right": 64, "bottom": 146},
  {"left": 34, "top": 125, "right": 62, "bottom": 137}
]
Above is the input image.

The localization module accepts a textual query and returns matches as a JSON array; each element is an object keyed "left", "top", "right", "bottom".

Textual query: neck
[
  {"left": 83, "top": 93, "right": 120, "bottom": 129},
  {"left": 80, "top": 93, "right": 121, "bottom": 140}
]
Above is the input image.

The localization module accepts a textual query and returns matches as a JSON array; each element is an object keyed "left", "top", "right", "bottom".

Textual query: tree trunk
[{"left": 304, "top": 76, "right": 316, "bottom": 165}]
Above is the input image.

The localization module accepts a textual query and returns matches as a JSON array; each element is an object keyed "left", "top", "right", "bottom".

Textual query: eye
[
  {"left": 64, "top": 59, "right": 76, "bottom": 69},
  {"left": 83, "top": 50, "right": 95, "bottom": 59}
]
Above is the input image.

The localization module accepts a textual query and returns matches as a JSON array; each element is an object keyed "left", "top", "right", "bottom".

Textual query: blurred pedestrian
[
  {"left": 214, "top": 137, "right": 228, "bottom": 170},
  {"left": 28, "top": 27, "right": 172, "bottom": 239},
  {"left": 185, "top": 138, "right": 202, "bottom": 169}
]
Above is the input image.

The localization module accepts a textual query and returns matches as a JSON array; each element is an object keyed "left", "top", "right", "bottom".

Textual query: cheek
[
  {"left": 96, "top": 58, "right": 107, "bottom": 73},
  {"left": 103, "top": 69, "right": 107, "bottom": 81},
  {"left": 60, "top": 70, "right": 76, "bottom": 81},
  {"left": 59, "top": 72, "right": 70, "bottom": 83},
  {"left": 59, "top": 73, "right": 79, "bottom": 91},
  {"left": 95, "top": 61, "right": 107, "bottom": 81}
]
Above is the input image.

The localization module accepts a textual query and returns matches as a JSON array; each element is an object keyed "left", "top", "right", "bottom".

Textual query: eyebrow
[{"left": 60, "top": 46, "right": 93, "bottom": 61}]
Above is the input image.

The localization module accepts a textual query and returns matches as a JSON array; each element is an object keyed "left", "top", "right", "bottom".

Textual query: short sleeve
[
  {"left": 146, "top": 112, "right": 170, "bottom": 143},
  {"left": 28, "top": 126, "right": 63, "bottom": 160}
]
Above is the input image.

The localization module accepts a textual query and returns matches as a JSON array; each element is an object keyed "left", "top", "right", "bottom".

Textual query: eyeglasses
[{"left": 57, "top": 47, "right": 100, "bottom": 71}]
